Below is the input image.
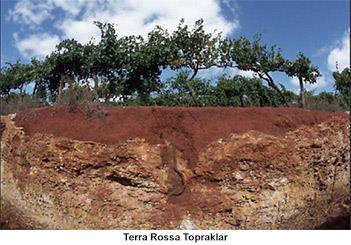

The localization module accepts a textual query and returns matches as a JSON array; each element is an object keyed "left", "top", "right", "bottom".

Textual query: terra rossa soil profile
[{"left": 1, "top": 106, "right": 349, "bottom": 229}]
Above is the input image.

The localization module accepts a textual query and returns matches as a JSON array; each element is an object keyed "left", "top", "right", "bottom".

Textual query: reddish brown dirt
[
  {"left": 14, "top": 106, "right": 347, "bottom": 167},
  {"left": 2, "top": 107, "right": 350, "bottom": 229}
]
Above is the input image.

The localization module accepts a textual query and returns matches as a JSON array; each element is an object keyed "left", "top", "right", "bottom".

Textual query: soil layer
[
  {"left": 1, "top": 106, "right": 350, "bottom": 229},
  {"left": 13, "top": 106, "right": 347, "bottom": 166}
]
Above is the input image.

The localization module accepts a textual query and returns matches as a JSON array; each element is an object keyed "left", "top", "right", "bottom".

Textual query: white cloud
[
  {"left": 14, "top": 33, "right": 60, "bottom": 58},
  {"left": 56, "top": 0, "right": 238, "bottom": 43},
  {"left": 327, "top": 30, "right": 350, "bottom": 72},
  {"left": 50, "top": 0, "right": 92, "bottom": 16},
  {"left": 198, "top": 67, "right": 232, "bottom": 80},
  {"left": 237, "top": 69, "right": 255, "bottom": 78},
  {"left": 9, "top": 0, "right": 53, "bottom": 26},
  {"left": 9, "top": 0, "right": 239, "bottom": 58},
  {"left": 56, "top": 19, "right": 101, "bottom": 44},
  {"left": 197, "top": 67, "right": 255, "bottom": 80}
]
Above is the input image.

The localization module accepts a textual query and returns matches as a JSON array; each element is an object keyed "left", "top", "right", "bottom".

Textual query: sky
[{"left": 1, "top": 0, "right": 350, "bottom": 93}]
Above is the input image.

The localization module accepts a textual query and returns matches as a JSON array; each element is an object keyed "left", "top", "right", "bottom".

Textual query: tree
[
  {"left": 228, "top": 36, "right": 290, "bottom": 105},
  {"left": 46, "top": 39, "right": 85, "bottom": 97},
  {"left": 285, "top": 52, "right": 320, "bottom": 108},
  {"left": 123, "top": 27, "right": 169, "bottom": 103},
  {"left": 0, "top": 61, "right": 33, "bottom": 97},
  {"left": 0, "top": 65, "right": 16, "bottom": 96},
  {"left": 169, "top": 19, "right": 222, "bottom": 105},
  {"left": 1, "top": 18, "right": 325, "bottom": 110},
  {"left": 155, "top": 71, "right": 217, "bottom": 106},
  {"left": 215, "top": 75, "right": 242, "bottom": 106},
  {"left": 93, "top": 22, "right": 171, "bottom": 103},
  {"left": 92, "top": 22, "right": 125, "bottom": 101},
  {"left": 215, "top": 75, "right": 290, "bottom": 107},
  {"left": 333, "top": 68, "right": 350, "bottom": 108},
  {"left": 81, "top": 41, "right": 100, "bottom": 98},
  {"left": 29, "top": 58, "right": 51, "bottom": 100}
]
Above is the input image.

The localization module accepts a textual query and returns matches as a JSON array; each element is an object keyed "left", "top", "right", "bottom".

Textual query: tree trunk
[
  {"left": 58, "top": 75, "right": 65, "bottom": 96},
  {"left": 19, "top": 84, "right": 24, "bottom": 97},
  {"left": 299, "top": 77, "right": 307, "bottom": 109},
  {"left": 260, "top": 72, "right": 289, "bottom": 107},
  {"left": 92, "top": 73, "right": 99, "bottom": 100},
  {"left": 187, "top": 68, "right": 200, "bottom": 106},
  {"left": 65, "top": 75, "right": 74, "bottom": 89},
  {"left": 240, "top": 95, "right": 244, "bottom": 107},
  {"left": 32, "top": 81, "right": 38, "bottom": 96},
  {"left": 18, "top": 84, "right": 25, "bottom": 104}
]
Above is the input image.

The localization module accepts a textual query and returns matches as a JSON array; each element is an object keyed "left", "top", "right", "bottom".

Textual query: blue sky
[{"left": 1, "top": 0, "right": 349, "bottom": 93}]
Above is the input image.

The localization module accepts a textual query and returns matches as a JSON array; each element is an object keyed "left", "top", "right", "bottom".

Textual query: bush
[
  {"left": 215, "top": 76, "right": 297, "bottom": 107},
  {"left": 56, "top": 85, "right": 95, "bottom": 111},
  {"left": 55, "top": 85, "right": 109, "bottom": 118},
  {"left": 0, "top": 93, "right": 45, "bottom": 115},
  {"left": 154, "top": 73, "right": 217, "bottom": 107},
  {"left": 305, "top": 91, "right": 346, "bottom": 112}
]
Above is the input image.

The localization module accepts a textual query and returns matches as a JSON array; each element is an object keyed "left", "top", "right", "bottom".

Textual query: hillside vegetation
[{"left": 0, "top": 19, "right": 350, "bottom": 114}]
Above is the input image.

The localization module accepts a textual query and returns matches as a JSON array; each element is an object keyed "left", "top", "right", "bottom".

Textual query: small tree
[
  {"left": 170, "top": 19, "right": 222, "bottom": 105},
  {"left": 0, "top": 61, "right": 32, "bottom": 97},
  {"left": 215, "top": 75, "right": 289, "bottom": 107},
  {"left": 333, "top": 68, "right": 350, "bottom": 108},
  {"left": 0, "top": 65, "right": 15, "bottom": 96},
  {"left": 94, "top": 21, "right": 170, "bottom": 103},
  {"left": 285, "top": 52, "right": 320, "bottom": 109},
  {"left": 82, "top": 41, "right": 100, "bottom": 98},
  {"left": 93, "top": 22, "right": 125, "bottom": 101},
  {"left": 229, "top": 36, "right": 289, "bottom": 105},
  {"left": 47, "top": 39, "right": 85, "bottom": 97},
  {"left": 29, "top": 58, "right": 50, "bottom": 100}
]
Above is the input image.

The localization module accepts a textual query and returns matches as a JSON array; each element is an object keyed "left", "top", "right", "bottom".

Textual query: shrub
[
  {"left": 305, "top": 91, "right": 345, "bottom": 112},
  {"left": 0, "top": 93, "right": 45, "bottom": 115},
  {"left": 56, "top": 85, "right": 95, "bottom": 111}
]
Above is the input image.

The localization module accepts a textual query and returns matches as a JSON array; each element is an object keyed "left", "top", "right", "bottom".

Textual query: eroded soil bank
[
  {"left": 1, "top": 107, "right": 350, "bottom": 229},
  {"left": 13, "top": 106, "right": 348, "bottom": 167}
]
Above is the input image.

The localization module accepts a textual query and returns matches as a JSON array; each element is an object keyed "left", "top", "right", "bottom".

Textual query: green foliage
[
  {"left": 1, "top": 18, "right": 337, "bottom": 112},
  {"left": 333, "top": 68, "right": 350, "bottom": 108},
  {"left": 0, "top": 65, "right": 15, "bottom": 96},
  {"left": 155, "top": 72, "right": 199, "bottom": 106},
  {"left": 167, "top": 19, "right": 222, "bottom": 104},
  {"left": 285, "top": 52, "right": 320, "bottom": 84},
  {"left": 153, "top": 71, "right": 216, "bottom": 106},
  {"left": 305, "top": 91, "right": 346, "bottom": 112},
  {"left": 170, "top": 19, "right": 221, "bottom": 73},
  {"left": 92, "top": 21, "right": 169, "bottom": 102},
  {"left": 215, "top": 75, "right": 292, "bottom": 107},
  {"left": 284, "top": 52, "right": 321, "bottom": 108},
  {"left": 46, "top": 39, "right": 85, "bottom": 96},
  {"left": 0, "top": 93, "right": 45, "bottom": 115},
  {"left": 56, "top": 85, "right": 95, "bottom": 109},
  {"left": 228, "top": 36, "right": 290, "bottom": 104},
  {"left": 91, "top": 22, "right": 125, "bottom": 94},
  {"left": 154, "top": 74, "right": 296, "bottom": 107},
  {"left": 0, "top": 61, "right": 32, "bottom": 95},
  {"left": 230, "top": 36, "right": 286, "bottom": 73}
]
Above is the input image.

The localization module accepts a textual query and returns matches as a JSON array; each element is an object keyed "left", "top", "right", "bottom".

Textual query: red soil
[{"left": 14, "top": 106, "right": 347, "bottom": 166}]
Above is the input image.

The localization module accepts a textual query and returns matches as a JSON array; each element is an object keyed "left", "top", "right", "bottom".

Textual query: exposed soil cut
[
  {"left": 14, "top": 106, "right": 347, "bottom": 166},
  {"left": 1, "top": 106, "right": 350, "bottom": 229}
]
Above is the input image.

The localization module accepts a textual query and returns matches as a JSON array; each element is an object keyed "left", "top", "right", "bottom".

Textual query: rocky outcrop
[
  {"left": 193, "top": 119, "right": 350, "bottom": 229},
  {"left": 0, "top": 113, "right": 349, "bottom": 229}
]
